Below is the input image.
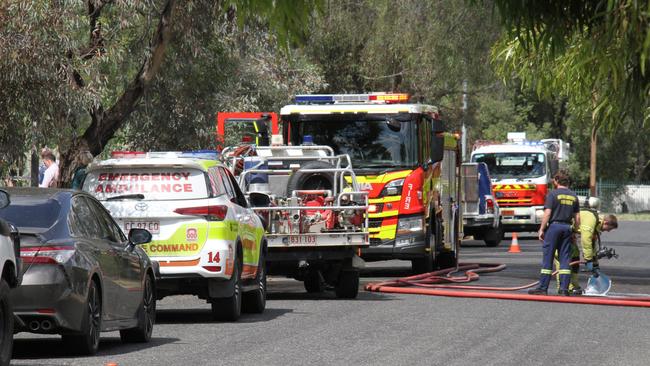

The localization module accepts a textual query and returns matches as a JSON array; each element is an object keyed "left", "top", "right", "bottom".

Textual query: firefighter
[
  {"left": 554, "top": 201, "right": 618, "bottom": 294},
  {"left": 528, "top": 169, "right": 580, "bottom": 296}
]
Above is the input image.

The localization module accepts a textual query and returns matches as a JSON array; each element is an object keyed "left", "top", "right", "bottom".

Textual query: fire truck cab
[
  {"left": 470, "top": 133, "right": 566, "bottom": 233},
  {"left": 280, "top": 93, "right": 462, "bottom": 273}
]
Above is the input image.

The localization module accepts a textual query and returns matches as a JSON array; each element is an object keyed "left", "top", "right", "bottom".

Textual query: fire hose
[{"left": 364, "top": 262, "right": 650, "bottom": 308}]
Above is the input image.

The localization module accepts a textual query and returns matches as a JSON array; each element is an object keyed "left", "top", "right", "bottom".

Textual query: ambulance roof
[{"left": 87, "top": 157, "right": 219, "bottom": 172}]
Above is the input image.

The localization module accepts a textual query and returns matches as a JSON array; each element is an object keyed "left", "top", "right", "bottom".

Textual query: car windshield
[
  {"left": 291, "top": 117, "right": 418, "bottom": 168},
  {"left": 0, "top": 198, "right": 61, "bottom": 230},
  {"left": 82, "top": 167, "right": 210, "bottom": 201},
  {"left": 472, "top": 152, "right": 546, "bottom": 179}
]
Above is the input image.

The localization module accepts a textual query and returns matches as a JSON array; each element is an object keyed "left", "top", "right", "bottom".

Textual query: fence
[{"left": 575, "top": 181, "right": 650, "bottom": 213}]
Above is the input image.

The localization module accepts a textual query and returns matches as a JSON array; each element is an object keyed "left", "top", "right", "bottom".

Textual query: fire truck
[
  {"left": 469, "top": 132, "right": 568, "bottom": 233},
  {"left": 279, "top": 93, "right": 462, "bottom": 273}
]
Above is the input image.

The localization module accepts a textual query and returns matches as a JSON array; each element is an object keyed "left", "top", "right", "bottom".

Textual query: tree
[
  {"left": 488, "top": 0, "right": 650, "bottom": 191},
  {"left": 0, "top": 0, "right": 321, "bottom": 186}
]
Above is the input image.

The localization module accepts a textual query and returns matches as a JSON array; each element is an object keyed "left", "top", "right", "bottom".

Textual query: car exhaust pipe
[
  {"left": 28, "top": 320, "right": 40, "bottom": 331},
  {"left": 40, "top": 320, "right": 52, "bottom": 331}
]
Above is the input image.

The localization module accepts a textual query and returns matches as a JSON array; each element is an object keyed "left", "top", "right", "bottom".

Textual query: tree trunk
[{"left": 57, "top": 0, "right": 176, "bottom": 187}]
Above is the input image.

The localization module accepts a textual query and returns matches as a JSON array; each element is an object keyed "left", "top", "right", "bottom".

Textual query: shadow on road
[
  {"left": 266, "top": 289, "right": 399, "bottom": 302},
  {"left": 12, "top": 336, "right": 179, "bottom": 360},
  {"left": 155, "top": 307, "right": 293, "bottom": 324}
]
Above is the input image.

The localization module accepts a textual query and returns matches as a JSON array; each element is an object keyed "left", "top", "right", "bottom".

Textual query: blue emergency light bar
[{"left": 294, "top": 93, "right": 410, "bottom": 105}]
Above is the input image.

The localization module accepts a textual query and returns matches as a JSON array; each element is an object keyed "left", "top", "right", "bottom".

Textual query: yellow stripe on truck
[{"left": 369, "top": 224, "right": 397, "bottom": 240}]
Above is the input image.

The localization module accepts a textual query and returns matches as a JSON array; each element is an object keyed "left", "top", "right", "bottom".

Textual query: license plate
[
  {"left": 124, "top": 221, "right": 160, "bottom": 234},
  {"left": 502, "top": 210, "right": 515, "bottom": 216},
  {"left": 288, "top": 235, "right": 317, "bottom": 245}
]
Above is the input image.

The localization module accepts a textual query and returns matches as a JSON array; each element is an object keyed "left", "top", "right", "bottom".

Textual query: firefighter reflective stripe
[
  {"left": 541, "top": 269, "right": 552, "bottom": 274},
  {"left": 558, "top": 269, "right": 572, "bottom": 275}
]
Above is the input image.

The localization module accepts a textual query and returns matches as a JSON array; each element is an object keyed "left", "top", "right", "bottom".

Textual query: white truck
[
  {"left": 219, "top": 125, "right": 369, "bottom": 298},
  {"left": 470, "top": 133, "right": 568, "bottom": 233}
]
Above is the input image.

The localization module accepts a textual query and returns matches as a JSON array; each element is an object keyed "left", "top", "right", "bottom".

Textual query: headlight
[
  {"left": 381, "top": 178, "right": 404, "bottom": 196},
  {"left": 397, "top": 216, "right": 423, "bottom": 234}
]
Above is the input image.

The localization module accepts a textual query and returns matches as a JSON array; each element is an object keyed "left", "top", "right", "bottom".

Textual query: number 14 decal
[{"left": 207, "top": 252, "right": 220, "bottom": 263}]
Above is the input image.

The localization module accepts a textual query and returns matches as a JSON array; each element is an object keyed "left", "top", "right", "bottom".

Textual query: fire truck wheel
[
  {"left": 285, "top": 161, "right": 335, "bottom": 195},
  {"left": 335, "top": 270, "right": 359, "bottom": 299},
  {"left": 304, "top": 270, "right": 325, "bottom": 293}
]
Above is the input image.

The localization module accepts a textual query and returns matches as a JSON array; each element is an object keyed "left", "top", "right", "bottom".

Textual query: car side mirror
[
  {"left": 248, "top": 192, "right": 271, "bottom": 207},
  {"left": 0, "top": 190, "right": 9, "bottom": 209},
  {"left": 431, "top": 119, "right": 446, "bottom": 163},
  {"left": 128, "top": 228, "right": 152, "bottom": 245}
]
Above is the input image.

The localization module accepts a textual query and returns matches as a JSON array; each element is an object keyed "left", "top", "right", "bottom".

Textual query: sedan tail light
[
  {"left": 21, "top": 246, "right": 75, "bottom": 265},
  {"left": 173, "top": 205, "right": 228, "bottom": 221}
]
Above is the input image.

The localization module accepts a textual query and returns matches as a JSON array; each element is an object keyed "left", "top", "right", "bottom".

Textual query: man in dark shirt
[{"left": 528, "top": 169, "right": 580, "bottom": 296}]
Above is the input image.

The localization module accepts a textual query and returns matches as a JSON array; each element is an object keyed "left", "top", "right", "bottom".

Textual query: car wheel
[
  {"left": 120, "top": 274, "right": 156, "bottom": 343},
  {"left": 242, "top": 250, "right": 266, "bottom": 314},
  {"left": 303, "top": 270, "right": 325, "bottom": 293},
  {"left": 0, "top": 280, "right": 13, "bottom": 366},
  {"left": 63, "top": 280, "right": 101, "bottom": 355},
  {"left": 335, "top": 270, "right": 359, "bottom": 299},
  {"left": 211, "top": 257, "right": 242, "bottom": 322}
]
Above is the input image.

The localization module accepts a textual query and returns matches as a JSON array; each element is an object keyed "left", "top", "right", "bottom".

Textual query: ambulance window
[
  {"left": 208, "top": 167, "right": 226, "bottom": 197},
  {"left": 224, "top": 169, "right": 248, "bottom": 207},
  {"left": 83, "top": 168, "right": 210, "bottom": 201},
  {"left": 217, "top": 167, "right": 236, "bottom": 199}
]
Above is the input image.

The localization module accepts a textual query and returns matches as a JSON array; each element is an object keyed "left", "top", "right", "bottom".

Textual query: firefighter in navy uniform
[{"left": 529, "top": 169, "right": 580, "bottom": 296}]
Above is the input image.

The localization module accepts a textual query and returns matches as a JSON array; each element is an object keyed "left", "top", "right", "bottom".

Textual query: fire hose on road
[{"left": 364, "top": 263, "right": 650, "bottom": 308}]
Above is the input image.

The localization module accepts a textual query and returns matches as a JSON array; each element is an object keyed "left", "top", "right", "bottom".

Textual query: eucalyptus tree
[
  {"left": 0, "top": 0, "right": 320, "bottom": 186},
  {"left": 488, "top": 0, "right": 650, "bottom": 191}
]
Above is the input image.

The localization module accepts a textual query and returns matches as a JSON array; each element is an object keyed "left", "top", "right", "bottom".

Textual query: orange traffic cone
[{"left": 508, "top": 233, "right": 522, "bottom": 253}]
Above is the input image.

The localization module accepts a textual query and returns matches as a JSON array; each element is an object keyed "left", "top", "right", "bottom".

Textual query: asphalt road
[{"left": 11, "top": 221, "right": 650, "bottom": 366}]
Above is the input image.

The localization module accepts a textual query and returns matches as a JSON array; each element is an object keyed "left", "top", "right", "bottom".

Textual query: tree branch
[{"left": 82, "top": 0, "right": 175, "bottom": 155}]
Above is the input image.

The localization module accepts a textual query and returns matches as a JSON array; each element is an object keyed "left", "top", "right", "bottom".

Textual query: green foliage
[{"left": 490, "top": 0, "right": 650, "bottom": 127}]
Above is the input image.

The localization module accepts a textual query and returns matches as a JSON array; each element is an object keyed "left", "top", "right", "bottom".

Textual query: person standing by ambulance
[{"left": 529, "top": 169, "right": 580, "bottom": 296}]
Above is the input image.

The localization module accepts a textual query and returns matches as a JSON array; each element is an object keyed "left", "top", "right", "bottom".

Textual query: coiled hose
[{"left": 365, "top": 263, "right": 650, "bottom": 308}]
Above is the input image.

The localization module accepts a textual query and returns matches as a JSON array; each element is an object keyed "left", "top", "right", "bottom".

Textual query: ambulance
[{"left": 83, "top": 151, "right": 266, "bottom": 321}]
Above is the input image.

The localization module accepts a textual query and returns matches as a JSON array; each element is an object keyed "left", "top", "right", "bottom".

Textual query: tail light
[
  {"left": 174, "top": 205, "right": 228, "bottom": 221},
  {"left": 21, "top": 246, "right": 75, "bottom": 265},
  {"left": 486, "top": 198, "right": 495, "bottom": 214}
]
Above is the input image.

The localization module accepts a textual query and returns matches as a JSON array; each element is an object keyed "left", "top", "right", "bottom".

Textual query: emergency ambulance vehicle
[
  {"left": 279, "top": 93, "right": 462, "bottom": 273},
  {"left": 470, "top": 132, "right": 568, "bottom": 232},
  {"left": 83, "top": 151, "right": 266, "bottom": 321}
]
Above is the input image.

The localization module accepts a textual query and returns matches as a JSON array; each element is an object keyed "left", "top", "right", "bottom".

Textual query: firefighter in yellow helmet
[{"left": 554, "top": 197, "right": 618, "bottom": 294}]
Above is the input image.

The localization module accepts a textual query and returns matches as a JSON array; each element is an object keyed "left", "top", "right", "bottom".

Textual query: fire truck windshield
[
  {"left": 472, "top": 152, "right": 546, "bottom": 179},
  {"left": 291, "top": 118, "right": 418, "bottom": 168}
]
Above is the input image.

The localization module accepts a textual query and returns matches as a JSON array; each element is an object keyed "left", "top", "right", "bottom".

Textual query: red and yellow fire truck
[
  {"left": 470, "top": 132, "right": 568, "bottom": 233},
  {"left": 279, "top": 93, "right": 462, "bottom": 273}
]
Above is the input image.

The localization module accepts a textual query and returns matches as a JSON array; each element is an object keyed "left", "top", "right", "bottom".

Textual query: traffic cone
[{"left": 508, "top": 233, "right": 522, "bottom": 253}]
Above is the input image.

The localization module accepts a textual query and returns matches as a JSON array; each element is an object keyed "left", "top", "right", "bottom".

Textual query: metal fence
[{"left": 575, "top": 181, "right": 650, "bottom": 213}]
